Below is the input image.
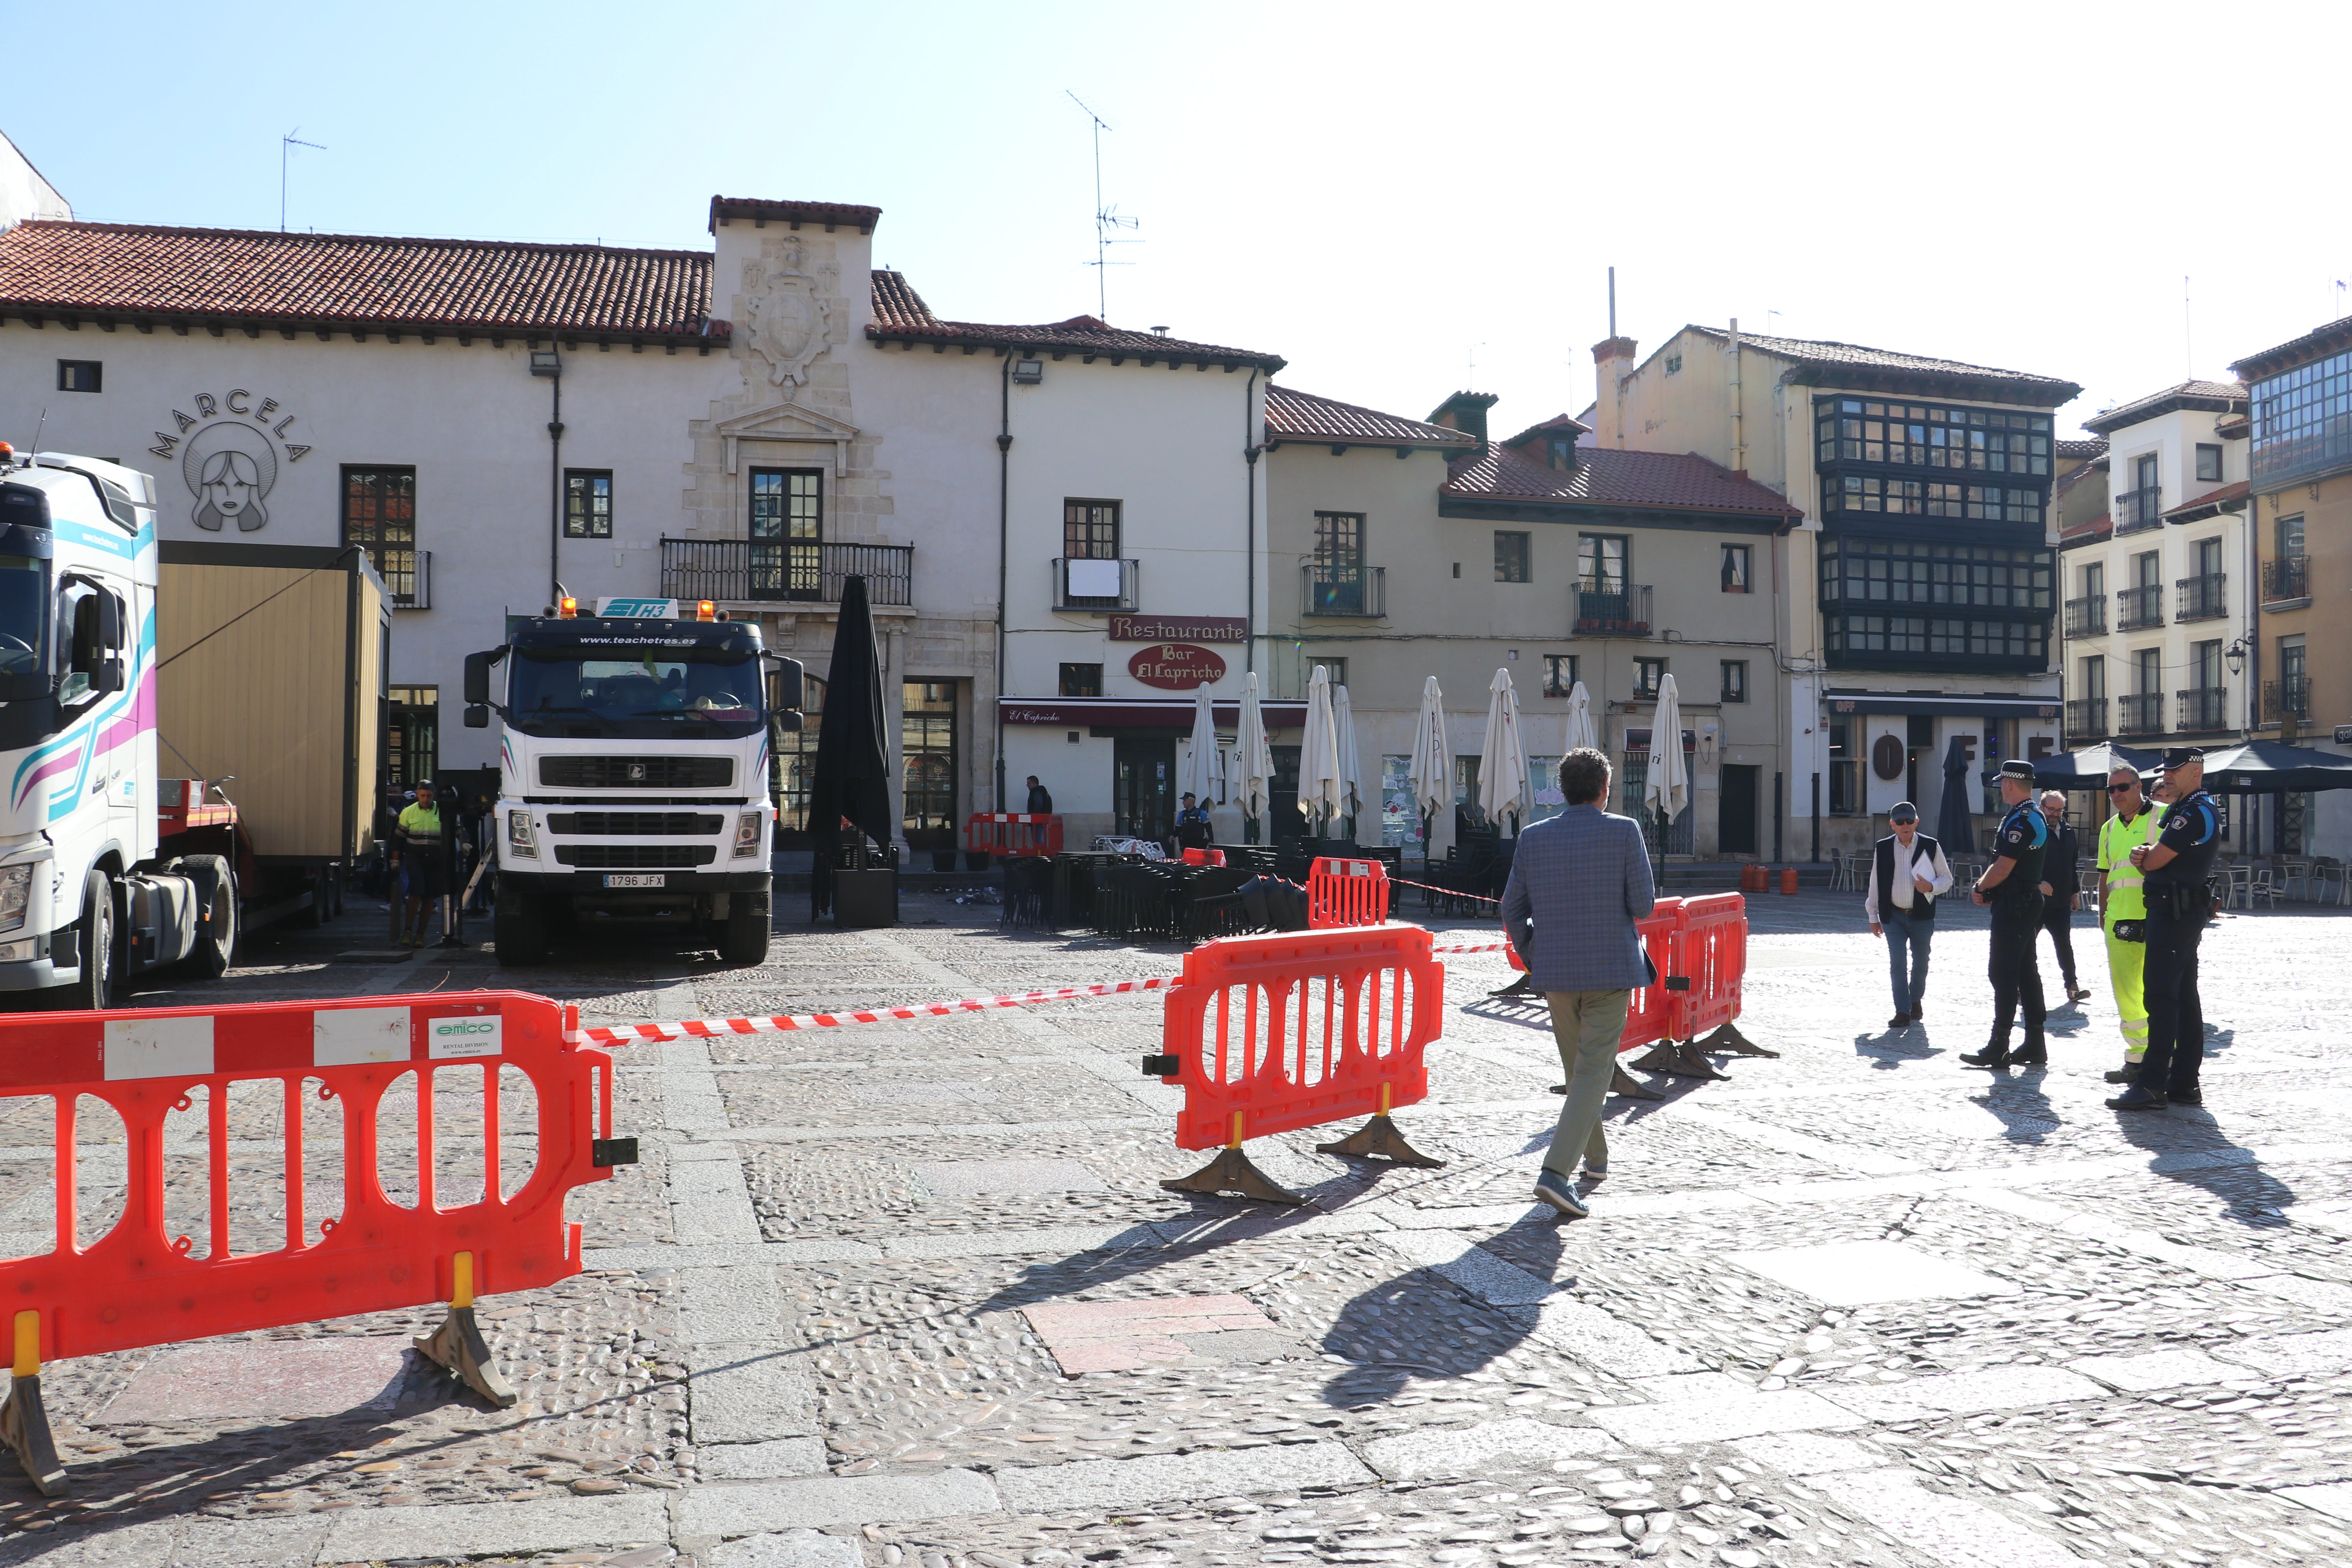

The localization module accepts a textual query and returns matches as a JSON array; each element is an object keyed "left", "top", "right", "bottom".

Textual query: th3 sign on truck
[
  {"left": 464, "top": 597, "right": 800, "bottom": 967},
  {"left": 0, "top": 449, "right": 384, "bottom": 1008}
]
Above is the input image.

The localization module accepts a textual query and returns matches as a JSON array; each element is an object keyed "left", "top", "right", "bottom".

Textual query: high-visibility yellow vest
[{"left": 2096, "top": 806, "right": 2162, "bottom": 923}]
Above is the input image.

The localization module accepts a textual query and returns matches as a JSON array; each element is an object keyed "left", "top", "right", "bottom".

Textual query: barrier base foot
[
  {"left": 1316, "top": 1114, "right": 1446, "bottom": 1169},
  {"left": 415, "top": 1305, "right": 518, "bottom": 1409},
  {"left": 2, "top": 1374, "right": 65, "bottom": 1496},
  {"left": 1626, "top": 1042, "right": 1683, "bottom": 1076},
  {"left": 1610, "top": 1062, "right": 1667, "bottom": 1102},
  {"left": 1699, "top": 1022, "right": 1779, "bottom": 1059},
  {"left": 1161, "top": 1148, "right": 1308, "bottom": 1206},
  {"left": 1659, "top": 1040, "right": 1732, "bottom": 1081}
]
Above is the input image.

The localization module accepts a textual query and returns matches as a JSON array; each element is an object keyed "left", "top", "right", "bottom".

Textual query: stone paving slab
[
  {"left": 1727, "top": 1238, "right": 2024, "bottom": 1305},
  {"left": 94, "top": 1337, "right": 408, "bottom": 1423},
  {"left": 699, "top": 1437, "right": 831, "bottom": 1479},
  {"left": 1729, "top": 1430, "right": 1892, "bottom": 1475},
  {"left": 706, "top": 1531, "right": 864, "bottom": 1568},
  {"left": 1585, "top": 1387, "right": 1864, "bottom": 1445},
  {"left": 2065, "top": 1346, "right": 2250, "bottom": 1392},
  {"left": 1377, "top": 1229, "right": 1558, "bottom": 1304},
  {"left": 1359, "top": 1414, "right": 1610, "bottom": 1479},
  {"left": 991, "top": 1441, "right": 1374, "bottom": 1513},
  {"left": 688, "top": 1344, "right": 820, "bottom": 1444},
  {"left": 1824, "top": 1364, "right": 2110, "bottom": 1422},
  {"left": 1808, "top": 1468, "right": 2087, "bottom": 1568},
  {"left": 1022, "top": 1292, "right": 1287, "bottom": 1374},
  {"left": 674, "top": 1468, "right": 1003, "bottom": 1537},
  {"left": 320, "top": 1493, "right": 671, "bottom": 1559}
]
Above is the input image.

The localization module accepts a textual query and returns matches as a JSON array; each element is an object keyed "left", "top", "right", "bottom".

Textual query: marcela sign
[{"left": 1128, "top": 643, "right": 1226, "bottom": 690}]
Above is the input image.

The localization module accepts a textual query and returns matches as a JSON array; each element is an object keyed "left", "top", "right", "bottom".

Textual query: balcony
[
  {"left": 2177, "top": 686, "right": 2228, "bottom": 731},
  {"left": 1300, "top": 563, "right": 1385, "bottom": 618},
  {"left": 659, "top": 539, "right": 914, "bottom": 606},
  {"left": 2115, "top": 486, "right": 2165, "bottom": 535},
  {"left": 1574, "top": 581, "right": 1652, "bottom": 637},
  {"left": 2063, "top": 594, "right": 2106, "bottom": 638},
  {"left": 2064, "top": 697, "right": 2108, "bottom": 739},
  {"left": 2263, "top": 556, "right": 2311, "bottom": 606},
  {"left": 2116, "top": 584, "right": 2164, "bottom": 630},
  {"left": 2118, "top": 693, "right": 2165, "bottom": 735},
  {"left": 1052, "top": 556, "right": 1139, "bottom": 612},
  {"left": 385, "top": 549, "right": 429, "bottom": 610},
  {"left": 2266, "top": 676, "right": 2313, "bottom": 723},
  {"left": 2176, "top": 572, "right": 2227, "bottom": 622}
]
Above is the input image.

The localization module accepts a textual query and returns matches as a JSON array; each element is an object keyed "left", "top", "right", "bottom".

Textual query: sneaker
[
  {"left": 1959, "top": 1045, "right": 2012, "bottom": 1069},
  {"left": 2105, "top": 1085, "right": 2168, "bottom": 1112},
  {"left": 2168, "top": 1088, "right": 2204, "bottom": 1107},
  {"left": 1533, "top": 1169, "right": 1589, "bottom": 1220},
  {"left": 1579, "top": 1163, "right": 1609, "bottom": 1185}
]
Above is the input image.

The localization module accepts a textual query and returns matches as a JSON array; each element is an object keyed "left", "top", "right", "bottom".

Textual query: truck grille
[
  {"left": 554, "top": 844, "right": 718, "bottom": 869},
  {"left": 538, "top": 756, "right": 734, "bottom": 789},
  {"left": 546, "top": 812, "right": 725, "bottom": 836}
]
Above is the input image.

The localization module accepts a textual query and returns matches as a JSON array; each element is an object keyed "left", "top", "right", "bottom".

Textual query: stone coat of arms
[{"left": 742, "top": 241, "right": 835, "bottom": 388}]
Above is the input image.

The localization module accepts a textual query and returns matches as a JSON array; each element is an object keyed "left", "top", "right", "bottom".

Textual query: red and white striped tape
[
  {"left": 1430, "top": 938, "right": 1514, "bottom": 955},
  {"left": 569, "top": 974, "right": 1183, "bottom": 1045}
]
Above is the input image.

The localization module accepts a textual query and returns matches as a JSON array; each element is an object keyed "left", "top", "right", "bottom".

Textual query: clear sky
[{"left": 20, "top": 1, "right": 2351, "bottom": 439}]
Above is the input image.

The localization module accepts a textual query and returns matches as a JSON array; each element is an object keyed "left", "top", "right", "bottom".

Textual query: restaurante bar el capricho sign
[{"left": 1106, "top": 614, "right": 1246, "bottom": 643}]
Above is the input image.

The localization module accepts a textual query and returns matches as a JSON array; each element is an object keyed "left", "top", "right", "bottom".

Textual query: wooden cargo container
[{"left": 155, "top": 542, "right": 389, "bottom": 867}]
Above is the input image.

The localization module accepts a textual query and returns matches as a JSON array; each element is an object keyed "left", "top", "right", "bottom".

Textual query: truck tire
[
  {"left": 178, "top": 855, "right": 237, "bottom": 980},
  {"left": 721, "top": 892, "right": 771, "bottom": 967},
  {"left": 495, "top": 887, "right": 550, "bottom": 966},
  {"left": 68, "top": 869, "right": 122, "bottom": 1012}
]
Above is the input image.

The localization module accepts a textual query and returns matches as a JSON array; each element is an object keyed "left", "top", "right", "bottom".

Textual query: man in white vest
[{"left": 1863, "top": 801, "right": 1954, "bottom": 1029}]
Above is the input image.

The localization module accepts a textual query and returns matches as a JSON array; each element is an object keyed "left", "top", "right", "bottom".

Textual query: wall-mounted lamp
[
  {"left": 1010, "top": 358, "right": 1044, "bottom": 385},
  {"left": 529, "top": 349, "right": 561, "bottom": 378},
  {"left": 2225, "top": 637, "right": 2248, "bottom": 678}
]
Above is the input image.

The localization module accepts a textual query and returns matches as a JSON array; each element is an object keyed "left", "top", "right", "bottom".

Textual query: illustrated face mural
[{"left": 182, "top": 421, "right": 278, "bottom": 532}]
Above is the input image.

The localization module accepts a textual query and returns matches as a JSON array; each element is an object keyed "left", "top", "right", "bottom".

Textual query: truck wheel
[
  {"left": 179, "top": 855, "right": 238, "bottom": 980},
  {"left": 721, "top": 893, "right": 771, "bottom": 967},
  {"left": 69, "top": 869, "right": 122, "bottom": 1012},
  {"left": 495, "top": 887, "right": 550, "bottom": 966}
]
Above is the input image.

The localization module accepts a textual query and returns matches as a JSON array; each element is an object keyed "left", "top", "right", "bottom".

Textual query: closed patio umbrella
[
  {"left": 808, "top": 574, "right": 893, "bottom": 919},
  {"left": 1334, "top": 684, "right": 1365, "bottom": 834},
  {"left": 1407, "top": 676, "right": 1449, "bottom": 858},
  {"left": 1565, "top": 679, "right": 1598, "bottom": 753},
  {"left": 1298, "top": 665, "right": 1343, "bottom": 837},
  {"left": 1181, "top": 682, "right": 1221, "bottom": 808},
  {"left": 1478, "top": 667, "right": 1528, "bottom": 834},
  {"left": 1937, "top": 735, "right": 1975, "bottom": 853},
  {"left": 1237, "top": 671, "right": 1275, "bottom": 837},
  {"left": 1644, "top": 673, "right": 1688, "bottom": 833}
]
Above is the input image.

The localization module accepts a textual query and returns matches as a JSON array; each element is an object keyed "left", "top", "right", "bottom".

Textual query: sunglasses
[{"left": 2106, "top": 780, "right": 2140, "bottom": 792}]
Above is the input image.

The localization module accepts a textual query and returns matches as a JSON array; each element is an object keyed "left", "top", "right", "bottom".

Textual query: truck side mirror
[
  {"left": 771, "top": 712, "right": 804, "bottom": 737},
  {"left": 463, "top": 651, "right": 494, "bottom": 706},
  {"left": 97, "top": 592, "right": 124, "bottom": 650},
  {"left": 463, "top": 704, "right": 489, "bottom": 729},
  {"left": 766, "top": 655, "right": 804, "bottom": 714},
  {"left": 92, "top": 657, "right": 125, "bottom": 695}
]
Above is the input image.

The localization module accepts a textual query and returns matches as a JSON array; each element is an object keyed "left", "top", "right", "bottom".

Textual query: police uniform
[
  {"left": 2117, "top": 749, "right": 2223, "bottom": 1107},
  {"left": 1964, "top": 761, "right": 2048, "bottom": 1067},
  {"left": 2095, "top": 791, "right": 2164, "bottom": 1071}
]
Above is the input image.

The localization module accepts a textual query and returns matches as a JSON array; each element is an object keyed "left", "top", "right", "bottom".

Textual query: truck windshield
[
  {"left": 0, "top": 555, "right": 47, "bottom": 682},
  {"left": 508, "top": 646, "right": 766, "bottom": 739}
]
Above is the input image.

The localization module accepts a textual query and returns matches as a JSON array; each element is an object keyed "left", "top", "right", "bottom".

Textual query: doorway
[
  {"left": 1719, "top": 764, "right": 1759, "bottom": 855},
  {"left": 1113, "top": 736, "right": 1175, "bottom": 840}
]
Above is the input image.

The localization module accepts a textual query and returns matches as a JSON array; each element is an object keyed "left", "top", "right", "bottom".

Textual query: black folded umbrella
[
  {"left": 1936, "top": 735, "right": 1975, "bottom": 854},
  {"left": 809, "top": 575, "right": 894, "bottom": 920}
]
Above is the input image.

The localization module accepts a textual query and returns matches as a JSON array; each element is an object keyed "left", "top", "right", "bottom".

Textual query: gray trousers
[{"left": 1543, "top": 989, "right": 1630, "bottom": 1176}]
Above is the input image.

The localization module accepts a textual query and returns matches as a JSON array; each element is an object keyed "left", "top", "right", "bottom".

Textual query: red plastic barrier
[
  {"left": 1155, "top": 924, "right": 1439, "bottom": 1151},
  {"left": 963, "top": 813, "right": 1064, "bottom": 858},
  {"left": 1620, "top": 898, "right": 1686, "bottom": 1051},
  {"left": 1671, "top": 892, "right": 1748, "bottom": 1039},
  {"left": 0, "top": 991, "right": 615, "bottom": 1368},
  {"left": 1306, "top": 857, "right": 1390, "bottom": 929},
  {"left": 1181, "top": 847, "right": 1227, "bottom": 867}
]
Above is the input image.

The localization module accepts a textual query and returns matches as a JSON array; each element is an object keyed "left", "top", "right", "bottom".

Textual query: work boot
[
  {"left": 2105, "top": 1085, "right": 2168, "bottom": 1112},
  {"left": 2010, "top": 1042, "right": 2049, "bottom": 1066},
  {"left": 2067, "top": 983, "right": 2092, "bottom": 1003},
  {"left": 2103, "top": 1060, "right": 2139, "bottom": 1085},
  {"left": 1959, "top": 1043, "right": 2012, "bottom": 1069},
  {"left": 2168, "top": 1087, "right": 2204, "bottom": 1107}
]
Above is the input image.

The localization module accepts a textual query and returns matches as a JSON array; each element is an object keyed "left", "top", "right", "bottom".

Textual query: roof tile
[
  {"left": 1445, "top": 446, "right": 1800, "bottom": 519},
  {"left": 1264, "top": 384, "right": 1475, "bottom": 448},
  {"left": 1686, "top": 325, "right": 2078, "bottom": 401},
  {"left": 867, "top": 272, "right": 1283, "bottom": 369},
  {"left": 2081, "top": 379, "right": 2247, "bottom": 436}
]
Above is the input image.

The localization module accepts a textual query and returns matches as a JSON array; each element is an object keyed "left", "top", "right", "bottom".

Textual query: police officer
[
  {"left": 1961, "top": 759, "right": 2049, "bottom": 1069},
  {"left": 2094, "top": 763, "right": 2164, "bottom": 1084},
  {"left": 2108, "top": 747, "right": 2222, "bottom": 1111}
]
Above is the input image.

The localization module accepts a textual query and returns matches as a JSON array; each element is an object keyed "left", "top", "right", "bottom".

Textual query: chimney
[
  {"left": 1592, "top": 336, "right": 1638, "bottom": 449},
  {"left": 1426, "top": 391, "right": 1500, "bottom": 452}
]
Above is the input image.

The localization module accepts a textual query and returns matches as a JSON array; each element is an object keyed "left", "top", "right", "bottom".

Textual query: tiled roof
[
  {"left": 2054, "top": 457, "right": 2107, "bottom": 501},
  {"left": 1444, "top": 446, "right": 1800, "bottom": 519},
  {"left": 1501, "top": 413, "right": 1593, "bottom": 446},
  {"left": 2055, "top": 437, "right": 2109, "bottom": 461},
  {"left": 2058, "top": 512, "right": 2112, "bottom": 546},
  {"left": 1683, "top": 324, "right": 2079, "bottom": 403},
  {"left": 0, "top": 220, "right": 718, "bottom": 339},
  {"left": 2232, "top": 312, "right": 2352, "bottom": 382},
  {"left": 708, "top": 196, "right": 881, "bottom": 233},
  {"left": 2081, "top": 379, "right": 2247, "bottom": 436},
  {"left": 2163, "top": 479, "right": 2250, "bottom": 521},
  {"left": 1263, "top": 385, "right": 1476, "bottom": 449},
  {"left": 866, "top": 271, "right": 1284, "bottom": 370}
]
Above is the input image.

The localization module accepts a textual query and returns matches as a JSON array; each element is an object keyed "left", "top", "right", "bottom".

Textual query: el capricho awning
[{"left": 998, "top": 696, "right": 1308, "bottom": 729}]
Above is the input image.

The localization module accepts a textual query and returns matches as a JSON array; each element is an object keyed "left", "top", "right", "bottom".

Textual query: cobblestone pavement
[{"left": 7, "top": 887, "right": 2352, "bottom": 1568}]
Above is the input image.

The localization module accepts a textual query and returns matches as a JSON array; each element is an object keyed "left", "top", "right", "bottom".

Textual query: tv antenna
[
  {"left": 281, "top": 128, "right": 326, "bottom": 232},
  {"left": 1066, "top": 92, "right": 1138, "bottom": 320}
]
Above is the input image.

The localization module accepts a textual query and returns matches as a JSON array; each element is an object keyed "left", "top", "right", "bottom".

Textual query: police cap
[
  {"left": 1997, "top": 759, "right": 2036, "bottom": 782},
  {"left": 2156, "top": 746, "right": 2205, "bottom": 773}
]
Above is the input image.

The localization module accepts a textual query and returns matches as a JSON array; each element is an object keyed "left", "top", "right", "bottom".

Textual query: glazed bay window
[
  {"left": 564, "top": 470, "right": 613, "bottom": 538},
  {"left": 2250, "top": 347, "right": 2352, "bottom": 484},
  {"left": 1825, "top": 475, "right": 2044, "bottom": 527},
  {"left": 1542, "top": 653, "right": 1578, "bottom": 697},
  {"left": 1818, "top": 537, "right": 2054, "bottom": 611},
  {"left": 1824, "top": 613, "right": 2048, "bottom": 668},
  {"left": 1815, "top": 398, "right": 2052, "bottom": 475}
]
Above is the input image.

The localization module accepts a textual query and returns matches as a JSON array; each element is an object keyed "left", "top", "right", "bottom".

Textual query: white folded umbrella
[
  {"left": 1334, "top": 684, "right": 1365, "bottom": 828},
  {"left": 1181, "top": 682, "right": 1220, "bottom": 808},
  {"left": 1645, "top": 673, "right": 1690, "bottom": 823},
  {"left": 1407, "top": 675, "right": 1449, "bottom": 848},
  {"left": 1237, "top": 671, "right": 1275, "bottom": 826},
  {"left": 1477, "top": 667, "right": 1528, "bottom": 833},
  {"left": 1298, "top": 665, "right": 1343, "bottom": 836},
  {"left": 1565, "top": 679, "right": 1598, "bottom": 753}
]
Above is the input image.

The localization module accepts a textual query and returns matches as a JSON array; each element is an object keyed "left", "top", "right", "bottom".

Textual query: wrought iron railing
[
  {"left": 2115, "top": 486, "right": 2165, "bottom": 534},
  {"left": 2116, "top": 584, "right": 2164, "bottom": 630},
  {"left": 2266, "top": 676, "right": 2313, "bottom": 722},
  {"left": 2117, "top": 693, "right": 2165, "bottom": 734},
  {"left": 2177, "top": 686, "right": 2227, "bottom": 731},
  {"left": 1052, "top": 556, "right": 1139, "bottom": 612},
  {"left": 658, "top": 539, "right": 914, "bottom": 605},
  {"left": 385, "top": 549, "right": 429, "bottom": 610},
  {"left": 1301, "top": 563, "right": 1386, "bottom": 618},
  {"left": 2176, "top": 572, "right": 2226, "bottom": 622},
  {"left": 2063, "top": 595, "right": 2105, "bottom": 638},
  {"left": 2064, "top": 697, "right": 2108, "bottom": 739},
  {"left": 2263, "top": 556, "right": 2310, "bottom": 604},
  {"left": 1573, "top": 582, "right": 1652, "bottom": 636}
]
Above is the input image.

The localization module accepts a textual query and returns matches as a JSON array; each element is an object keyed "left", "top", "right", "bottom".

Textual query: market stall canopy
[
  {"left": 2197, "top": 739, "right": 2352, "bottom": 792},
  {"left": 2032, "top": 742, "right": 2161, "bottom": 790}
]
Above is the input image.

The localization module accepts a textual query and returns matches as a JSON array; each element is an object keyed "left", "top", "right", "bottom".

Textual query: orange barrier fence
[
  {"left": 0, "top": 991, "right": 631, "bottom": 1494},
  {"left": 1143, "top": 923, "right": 1445, "bottom": 1202},
  {"left": 1305, "top": 857, "right": 1390, "bottom": 929},
  {"left": 1181, "top": 847, "right": 1227, "bottom": 867},
  {"left": 964, "top": 813, "right": 1064, "bottom": 858}
]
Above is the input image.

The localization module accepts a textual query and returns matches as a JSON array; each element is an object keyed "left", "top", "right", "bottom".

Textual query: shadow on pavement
[{"left": 1317, "top": 1222, "right": 1566, "bottom": 1409}]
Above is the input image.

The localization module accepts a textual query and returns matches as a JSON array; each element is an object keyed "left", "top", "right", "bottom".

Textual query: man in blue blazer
[{"left": 1499, "top": 748, "right": 1657, "bottom": 1220}]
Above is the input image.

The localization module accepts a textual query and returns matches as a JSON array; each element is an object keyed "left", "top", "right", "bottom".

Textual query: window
[
  {"left": 750, "top": 468, "right": 822, "bottom": 599},
  {"left": 2134, "top": 647, "right": 2160, "bottom": 694},
  {"left": 773, "top": 674, "right": 827, "bottom": 836},
  {"left": 1452, "top": 755, "right": 1482, "bottom": 822},
  {"left": 388, "top": 685, "right": 438, "bottom": 789},
  {"left": 1720, "top": 544, "right": 1751, "bottom": 592},
  {"left": 1577, "top": 534, "right": 1628, "bottom": 591},
  {"left": 1058, "top": 662, "right": 1102, "bottom": 697},
  {"left": 1720, "top": 660, "right": 1747, "bottom": 702},
  {"left": 2250, "top": 348, "right": 2352, "bottom": 484},
  {"left": 1065, "top": 499, "right": 1121, "bottom": 559},
  {"left": 2134, "top": 550, "right": 2161, "bottom": 589},
  {"left": 564, "top": 470, "right": 613, "bottom": 538},
  {"left": 2134, "top": 453, "right": 2158, "bottom": 493},
  {"left": 2195, "top": 443, "right": 2223, "bottom": 483},
  {"left": 1822, "top": 613, "right": 2049, "bottom": 665},
  {"left": 1494, "top": 531, "right": 1531, "bottom": 583},
  {"left": 1664, "top": 354, "right": 1682, "bottom": 374},
  {"left": 1816, "top": 536, "right": 2054, "bottom": 610},
  {"left": 56, "top": 361, "right": 101, "bottom": 394},
  {"left": 1320, "top": 657, "right": 1348, "bottom": 690},
  {"left": 2279, "top": 513, "right": 2305, "bottom": 558},
  {"left": 2082, "top": 654, "right": 2106, "bottom": 702},
  {"left": 1546, "top": 436, "right": 1574, "bottom": 468},
  {"left": 1525, "top": 755, "right": 1564, "bottom": 823},
  {"left": 1823, "top": 474, "right": 2045, "bottom": 526},
  {"left": 1542, "top": 653, "right": 1579, "bottom": 697},
  {"left": 2082, "top": 560, "right": 2104, "bottom": 599},
  {"left": 1380, "top": 755, "right": 1419, "bottom": 846},
  {"left": 901, "top": 681, "right": 959, "bottom": 841},
  {"left": 1309, "top": 512, "right": 1367, "bottom": 614},
  {"left": 1814, "top": 397, "right": 2053, "bottom": 475},
  {"left": 341, "top": 467, "right": 417, "bottom": 603},
  {"left": 2192, "top": 639, "right": 2223, "bottom": 690},
  {"left": 1634, "top": 657, "right": 1665, "bottom": 699},
  {"left": 1828, "top": 719, "right": 1858, "bottom": 815}
]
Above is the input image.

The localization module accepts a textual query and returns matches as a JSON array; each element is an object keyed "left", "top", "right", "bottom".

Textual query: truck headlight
[
  {"left": 733, "top": 811, "right": 763, "bottom": 858},
  {"left": 507, "top": 809, "right": 538, "bottom": 860},
  {"left": 0, "top": 865, "right": 29, "bottom": 933}
]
